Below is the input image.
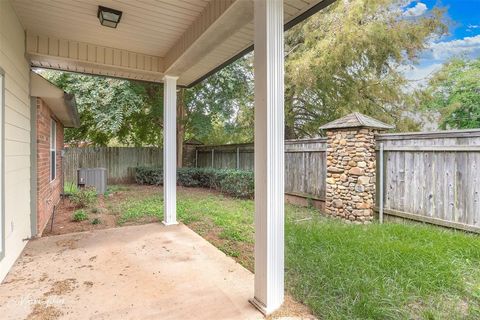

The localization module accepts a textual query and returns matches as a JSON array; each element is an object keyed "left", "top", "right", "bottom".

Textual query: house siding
[
  {"left": 36, "top": 98, "right": 63, "bottom": 236},
  {"left": 0, "top": 1, "right": 33, "bottom": 281}
]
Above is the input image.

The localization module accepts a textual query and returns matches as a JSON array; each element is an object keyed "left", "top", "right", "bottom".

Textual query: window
[{"left": 50, "top": 119, "right": 56, "bottom": 181}]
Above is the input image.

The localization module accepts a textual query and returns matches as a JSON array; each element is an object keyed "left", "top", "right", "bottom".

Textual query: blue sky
[{"left": 402, "top": 0, "right": 480, "bottom": 82}]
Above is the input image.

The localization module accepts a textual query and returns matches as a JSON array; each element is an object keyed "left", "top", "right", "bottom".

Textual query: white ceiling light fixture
[{"left": 97, "top": 6, "right": 122, "bottom": 28}]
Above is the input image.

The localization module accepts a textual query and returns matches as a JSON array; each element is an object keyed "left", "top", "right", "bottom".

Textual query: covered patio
[
  {"left": 1, "top": 0, "right": 335, "bottom": 316},
  {"left": 0, "top": 223, "right": 261, "bottom": 319}
]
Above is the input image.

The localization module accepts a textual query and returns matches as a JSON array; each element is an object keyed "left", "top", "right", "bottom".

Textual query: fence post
[
  {"left": 195, "top": 149, "right": 198, "bottom": 168},
  {"left": 236, "top": 147, "right": 240, "bottom": 170},
  {"left": 211, "top": 149, "right": 215, "bottom": 168}
]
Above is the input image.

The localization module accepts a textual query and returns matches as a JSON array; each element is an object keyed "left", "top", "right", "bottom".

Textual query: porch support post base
[
  {"left": 161, "top": 220, "right": 178, "bottom": 226},
  {"left": 248, "top": 297, "right": 276, "bottom": 316}
]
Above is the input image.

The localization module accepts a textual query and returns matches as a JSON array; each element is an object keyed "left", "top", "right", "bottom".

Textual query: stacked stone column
[{"left": 325, "top": 128, "right": 378, "bottom": 223}]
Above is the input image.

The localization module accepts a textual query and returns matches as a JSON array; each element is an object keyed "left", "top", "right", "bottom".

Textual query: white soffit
[{"left": 13, "top": 0, "right": 331, "bottom": 86}]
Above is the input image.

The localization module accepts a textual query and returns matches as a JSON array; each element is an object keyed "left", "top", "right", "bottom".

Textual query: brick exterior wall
[
  {"left": 36, "top": 98, "right": 64, "bottom": 235},
  {"left": 325, "top": 128, "right": 377, "bottom": 224}
]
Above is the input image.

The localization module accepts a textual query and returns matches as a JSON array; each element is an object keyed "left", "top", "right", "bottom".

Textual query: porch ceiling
[{"left": 11, "top": 0, "right": 332, "bottom": 86}]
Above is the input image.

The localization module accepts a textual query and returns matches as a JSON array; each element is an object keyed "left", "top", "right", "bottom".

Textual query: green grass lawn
[{"left": 118, "top": 187, "right": 480, "bottom": 319}]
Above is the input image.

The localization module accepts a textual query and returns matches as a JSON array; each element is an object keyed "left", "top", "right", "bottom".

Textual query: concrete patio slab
[{"left": 0, "top": 223, "right": 263, "bottom": 320}]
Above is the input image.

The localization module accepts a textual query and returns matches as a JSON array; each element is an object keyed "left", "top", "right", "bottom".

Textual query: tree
[
  {"left": 177, "top": 88, "right": 187, "bottom": 167},
  {"left": 420, "top": 57, "right": 480, "bottom": 129},
  {"left": 283, "top": 0, "right": 447, "bottom": 138},
  {"left": 43, "top": 53, "right": 254, "bottom": 148},
  {"left": 184, "top": 55, "right": 254, "bottom": 145},
  {"left": 41, "top": 70, "right": 163, "bottom": 146}
]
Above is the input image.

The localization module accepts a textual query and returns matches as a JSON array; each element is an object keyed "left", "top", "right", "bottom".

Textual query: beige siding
[{"left": 0, "top": 0, "right": 32, "bottom": 281}]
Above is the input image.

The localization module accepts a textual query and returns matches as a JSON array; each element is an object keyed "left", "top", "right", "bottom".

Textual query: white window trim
[{"left": 50, "top": 118, "right": 56, "bottom": 182}]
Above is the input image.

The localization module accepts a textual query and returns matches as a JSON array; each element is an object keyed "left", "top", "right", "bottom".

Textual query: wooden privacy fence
[
  {"left": 376, "top": 129, "right": 480, "bottom": 233},
  {"left": 63, "top": 129, "right": 480, "bottom": 233},
  {"left": 63, "top": 147, "right": 163, "bottom": 184},
  {"left": 196, "top": 143, "right": 254, "bottom": 170},
  {"left": 195, "top": 138, "right": 327, "bottom": 200}
]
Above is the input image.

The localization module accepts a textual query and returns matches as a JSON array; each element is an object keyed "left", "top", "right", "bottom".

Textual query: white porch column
[
  {"left": 163, "top": 75, "right": 178, "bottom": 226},
  {"left": 250, "top": 0, "right": 285, "bottom": 315}
]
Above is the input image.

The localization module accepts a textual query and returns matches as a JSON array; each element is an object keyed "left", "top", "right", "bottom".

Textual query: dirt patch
[
  {"left": 39, "top": 273, "right": 49, "bottom": 282},
  {"left": 43, "top": 184, "right": 164, "bottom": 236},
  {"left": 55, "top": 239, "right": 79, "bottom": 250},
  {"left": 26, "top": 304, "right": 64, "bottom": 320},
  {"left": 44, "top": 197, "right": 117, "bottom": 236},
  {"left": 44, "top": 279, "right": 77, "bottom": 296},
  {"left": 268, "top": 294, "right": 317, "bottom": 319},
  {"left": 76, "top": 264, "right": 94, "bottom": 270}
]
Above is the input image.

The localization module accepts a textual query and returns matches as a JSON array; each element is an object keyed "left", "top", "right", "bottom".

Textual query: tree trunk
[{"left": 177, "top": 88, "right": 186, "bottom": 168}]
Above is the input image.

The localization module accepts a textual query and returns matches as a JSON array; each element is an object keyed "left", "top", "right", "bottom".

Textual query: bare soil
[
  {"left": 43, "top": 197, "right": 115, "bottom": 236},
  {"left": 43, "top": 184, "right": 158, "bottom": 236}
]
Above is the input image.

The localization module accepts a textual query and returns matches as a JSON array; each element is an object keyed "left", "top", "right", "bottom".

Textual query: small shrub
[
  {"left": 135, "top": 167, "right": 163, "bottom": 185},
  {"left": 91, "top": 207, "right": 99, "bottom": 214},
  {"left": 135, "top": 167, "right": 254, "bottom": 198},
  {"left": 177, "top": 168, "right": 217, "bottom": 188},
  {"left": 216, "top": 170, "right": 254, "bottom": 198},
  {"left": 70, "top": 187, "right": 97, "bottom": 208},
  {"left": 64, "top": 181, "right": 79, "bottom": 196},
  {"left": 91, "top": 218, "right": 101, "bottom": 225},
  {"left": 72, "top": 210, "right": 88, "bottom": 222}
]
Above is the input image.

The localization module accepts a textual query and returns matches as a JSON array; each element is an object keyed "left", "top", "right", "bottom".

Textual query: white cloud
[
  {"left": 402, "top": 63, "right": 443, "bottom": 82},
  {"left": 401, "top": 35, "right": 480, "bottom": 78},
  {"left": 403, "top": 2, "right": 428, "bottom": 17},
  {"left": 467, "top": 25, "right": 480, "bottom": 32},
  {"left": 400, "top": 34, "right": 480, "bottom": 87},
  {"left": 427, "top": 35, "right": 480, "bottom": 61}
]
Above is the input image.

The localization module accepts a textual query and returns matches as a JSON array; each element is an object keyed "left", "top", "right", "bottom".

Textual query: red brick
[{"left": 36, "top": 98, "right": 64, "bottom": 236}]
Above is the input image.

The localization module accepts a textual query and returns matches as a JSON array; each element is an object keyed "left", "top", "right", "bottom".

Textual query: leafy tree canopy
[
  {"left": 184, "top": 55, "right": 254, "bottom": 145},
  {"left": 41, "top": 56, "right": 254, "bottom": 146},
  {"left": 284, "top": 0, "right": 447, "bottom": 138},
  {"left": 419, "top": 57, "right": 480, "bottom": 129},
  {"left": 42, "top": 70, "right": 162, "bottom": 146}
]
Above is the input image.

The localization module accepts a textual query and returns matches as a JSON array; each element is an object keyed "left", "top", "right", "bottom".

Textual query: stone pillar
[{"left": 320, "top": 113, "right": 393, "bottom": 224}]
